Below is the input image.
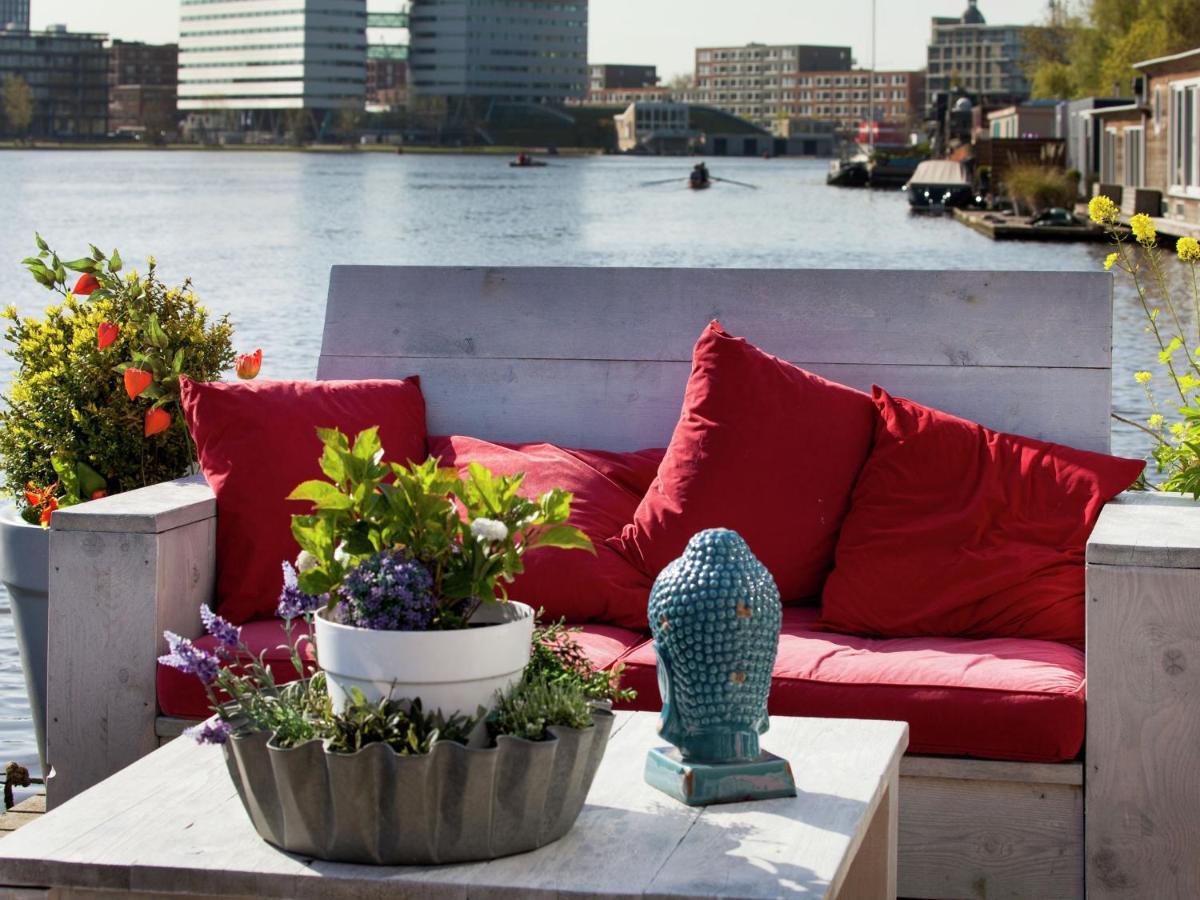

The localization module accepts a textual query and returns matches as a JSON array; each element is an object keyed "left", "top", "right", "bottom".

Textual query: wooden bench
[{"left": 45, "top": 266, "right": 1200, "bottom": 899}]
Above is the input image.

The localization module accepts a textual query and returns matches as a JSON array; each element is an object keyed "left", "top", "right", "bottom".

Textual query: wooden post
[
  {"left": 1086, "top": 492, "right": 1200, "bottom": 898},
  {"left": 45, "top": 478, "right": 216, "bottom": 809}
]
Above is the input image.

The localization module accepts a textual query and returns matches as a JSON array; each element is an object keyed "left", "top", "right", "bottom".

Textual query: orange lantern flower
[
  {"left": 90, "top": 490, "right": 107, "bottom": 500},
  {"left": 38, "top": 496, "right": 58, "bottom": 527},
  {"left": 96, "top": 321, "right": 119, "bottom": 350},
  {"left": 74, "top": 273, "right": 100, "bottom": 296},
  {"left": 235, "top": 349, "right": 262, "bottom": 380},
  {"left": 144, "top": 407, "right": 171, "bottom": 437},
  {"left": 23, "top": 482, "right": 59, "bottom": 528},
  {"left": 124, "top": 367, "right": 153, "bottom": 400}
]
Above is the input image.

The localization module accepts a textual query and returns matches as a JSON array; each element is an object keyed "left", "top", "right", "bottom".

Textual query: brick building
[{"left": 108, "top": 40, "right": 178, "bottom": 137}]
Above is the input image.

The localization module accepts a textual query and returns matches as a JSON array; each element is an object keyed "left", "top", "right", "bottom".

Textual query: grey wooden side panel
[
  {"left": 1087, "top": 491, "right": 1200, "bottom": 568},
  {"left": 1086, "top": 563, "right": 1200, "bottom": 899},
  {"left": 317, "top": 355, "right": 1113, "bottom": 452},
  {"left": 51, "top": 477, "right": 215, "bottom": 535},
  {"left": 45, "top": 517, "right": 215, "bottom": 809},
  {"left": 320, "top": 266, "right": 1113, "bottom": 368}
]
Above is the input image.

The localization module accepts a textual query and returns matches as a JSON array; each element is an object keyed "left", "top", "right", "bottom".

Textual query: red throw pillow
[
  {"left": 612, "top": 321, "right": 877, "bottom": 603},
  {"left": 181, "top": 378, "right": 427, "bottom": 624},
  {"left": 429, "top": 436, "right": 661, "bottom": 629},
  {"left": 817, "top": 387, "right": 1145, "bottom": 645}
]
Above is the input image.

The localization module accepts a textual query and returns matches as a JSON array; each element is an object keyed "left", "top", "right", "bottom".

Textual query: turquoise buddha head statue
[{"left": 648, "top": 528, "right": 782, "bottom": 764}]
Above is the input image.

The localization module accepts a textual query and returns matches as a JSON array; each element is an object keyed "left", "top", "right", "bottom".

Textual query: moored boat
[{"left": 906, "top": 160, "right": 974, "bottom": 211}]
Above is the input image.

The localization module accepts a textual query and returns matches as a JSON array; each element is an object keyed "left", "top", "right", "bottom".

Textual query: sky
[{"left": 29, "top": 0, "right": 1053, "bottom": 79}]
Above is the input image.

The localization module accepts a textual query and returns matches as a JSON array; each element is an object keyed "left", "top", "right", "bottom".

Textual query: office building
[
  {"left": 109, "top": 40, "right": 179, "bottom": 137},
  {"left": 0, "top": 25, "right": 108, "bottom": 138},
  {"left": 408, "top": 0, "right": 587, "bottom": 103},
  {"left": 177, "top": 0, "right": 367, "bottom": 129},
  {"left": 589, "top": 64, "right": 656, "bottom": 90},
  {"left": 0, "top": 0, "right": 28, "bottom": 31},
  {"left": 926, "top": 0, "right": 1031, "bottom": 113},
  {"left": 693, "top": 43, "right": 853, "bottom": 126}
]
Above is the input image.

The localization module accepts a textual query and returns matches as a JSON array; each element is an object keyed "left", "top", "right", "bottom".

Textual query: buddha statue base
[{"left": 644, "top": 745, "right": 797, "bottom": 807}]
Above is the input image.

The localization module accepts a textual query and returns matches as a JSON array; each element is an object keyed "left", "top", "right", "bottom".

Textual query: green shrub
[
  {"left": 488, "top": 674, "right": 594, "bottom": 742},
  {"left": 1003, "top": 164, "right": 1078, "bottom": 213},
  {"left": 0, "top": 238, "right": 235, "bottom": 521}
]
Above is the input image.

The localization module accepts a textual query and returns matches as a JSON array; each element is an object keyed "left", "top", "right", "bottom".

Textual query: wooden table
[{"left": 0, "top": 713, "right": 907, "bottom": 899}]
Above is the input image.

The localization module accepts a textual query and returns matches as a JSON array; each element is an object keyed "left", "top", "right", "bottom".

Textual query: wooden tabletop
[{"left": 0, "top": 712, "right": 907, "bottom": 899}]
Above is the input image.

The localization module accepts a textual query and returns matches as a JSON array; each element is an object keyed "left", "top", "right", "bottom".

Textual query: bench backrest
[{"left": 317, "top": 266, "right": 1113, "bottom": 453}]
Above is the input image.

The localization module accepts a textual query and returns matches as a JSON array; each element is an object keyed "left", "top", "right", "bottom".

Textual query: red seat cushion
[
  {"left": 613, "top": 322, "right": 876, "bottom": 604},
  {"left": 429, "top": 436, "right": 662, "bottom": 629},
  {"left": 818, "top": 388, "right": 1144, "bottom": 645},
  {"left": 181, "top": 377, "right": 427, "bottom": 624},
  {"left": 157, "top": 618, "right": 317, "bottom": 720},
  {"left": 615, "top": 608, "right": 1085, "bottom": 763},
  {"left": 157, "top": 619, "right": 649, "bottom": 720}
]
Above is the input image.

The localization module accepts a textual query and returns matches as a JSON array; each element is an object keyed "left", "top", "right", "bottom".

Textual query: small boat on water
[
  {"left": 906, "top": 160, "right": 974, "bottom": 212},
  {"left": 827, "top": 157, "right": 869, "bottom": 188},
  {"left": 689, "top": 178, "right": 711, "bottom": 190},
  {"left": 510, "top": 153, "right": 546, "bottom": 168}
]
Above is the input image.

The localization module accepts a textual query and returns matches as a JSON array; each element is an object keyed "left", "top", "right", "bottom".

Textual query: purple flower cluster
[
  {"left": 277, "top": 561, "right": 327, "bottom": 621},
  {"left": 338, "top": 550, "right": 437, "bottom": 631},
  {"left": 158, "top": 631, "right": 220, "bottom": 684},
  {"left": 200, "top": 605, "right": 241, "bottom": 650},
  {"left": 184, "top": 718, "right": 232, "bottom": 745}
]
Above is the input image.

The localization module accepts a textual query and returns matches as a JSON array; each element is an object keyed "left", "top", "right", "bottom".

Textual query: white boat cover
[{"left": 907, "top": 160, "right": 968, "bottom": 186}]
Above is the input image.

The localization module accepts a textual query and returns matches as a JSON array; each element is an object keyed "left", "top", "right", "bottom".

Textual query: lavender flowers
[
  {"left": 158, "top": 631, "right": 220, "bottom": 684},
  {"left": 338, "top": 550, "right": 437, "bottom": 631},
  {"left": 277, "top": 561, "right": 326, "bottom": 621}
]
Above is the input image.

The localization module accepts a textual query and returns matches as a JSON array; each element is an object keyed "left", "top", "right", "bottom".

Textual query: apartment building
[
  {"left": 926, "top": 0, "right": 1030, "bottom": 113},
  {"left": 407, "top": 0, "right": 587, "bottom": 103},
  {"left": 0, "top": 0, "right": 28, "bottom": 30},
  {"left": 177, "top": 0, "right": 368, "bottom": 127},
  {"left": 693, "top": 43, "right": 851, "bottom": 126},
  {"left": 109, "top": 40, "right": 179, "bottom": 137},
  {"left": 0, "top": 25, "right": 108, "bottom": 138},
  {"left": 589, "top": 64, "right": 656, "bottom": 90}
]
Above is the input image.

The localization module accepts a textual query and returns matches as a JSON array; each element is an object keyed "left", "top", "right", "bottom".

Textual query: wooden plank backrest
[{"left": 316, "top": 266, "right": 1113, "bottom": 453}]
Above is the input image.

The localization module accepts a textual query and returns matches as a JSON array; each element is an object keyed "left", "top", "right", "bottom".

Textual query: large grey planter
[
  {"left": 223, "top": 709, "right": 614, "bottom": 865},
  {"left": 0, "top": 502, "right": 48, "bottom": 778}
]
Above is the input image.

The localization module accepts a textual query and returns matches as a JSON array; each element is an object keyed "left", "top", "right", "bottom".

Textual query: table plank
[{"left": 0, "top": 713, "right": 907, "bottom": 899}]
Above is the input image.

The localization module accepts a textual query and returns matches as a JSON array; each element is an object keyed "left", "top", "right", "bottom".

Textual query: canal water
[{"left": 0, "top": 150, "right": 1185, "bottom": 775}]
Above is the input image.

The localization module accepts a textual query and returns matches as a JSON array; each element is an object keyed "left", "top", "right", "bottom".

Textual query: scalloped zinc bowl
[
  {"left": 224, "top": 708, "right": 614, "bottom": 865},
  {"left": 313, "top": 600, "right": 536, "bottom": 715}
]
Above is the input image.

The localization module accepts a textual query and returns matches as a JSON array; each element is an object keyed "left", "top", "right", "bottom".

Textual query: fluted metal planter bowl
[{"left": 223, "top": 708, "right": 614, "bottom": 865}]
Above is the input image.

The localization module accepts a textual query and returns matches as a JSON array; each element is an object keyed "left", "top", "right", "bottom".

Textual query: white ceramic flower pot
[{"left": 314, "top": 601, "right": 535, "bottom": 717}]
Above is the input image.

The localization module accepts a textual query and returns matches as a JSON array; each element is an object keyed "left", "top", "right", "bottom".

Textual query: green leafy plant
[
  {"left": 1091, "top": 197, "right": 1200, "bottom": 495},
  {"left": 487, "top": 674, "right": 594, "bottom": 742},
  {"left": 1, "top": 236, "right": 236, "bottom": 523},
  {"left": 1004, "top": 164, "right": 1077, "bottom": 214},
  {"left": 529, "top": 617, "right": 636, "bottom": 704},
  {"left": 322, "top": 691, "right": 475, "bottom": 754},
  {"left": 288, "top": 427, "right": 594, "bottom": 628}
]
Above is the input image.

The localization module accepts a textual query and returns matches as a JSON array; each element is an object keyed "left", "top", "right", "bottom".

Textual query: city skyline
[{"left": 29, "top": 0, "right": 1053, "bottom": 79}]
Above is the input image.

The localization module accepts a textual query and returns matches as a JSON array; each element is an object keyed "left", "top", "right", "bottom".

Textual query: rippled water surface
[{"left": 0, "top": 149, "right": 1183, "bottom": 772}]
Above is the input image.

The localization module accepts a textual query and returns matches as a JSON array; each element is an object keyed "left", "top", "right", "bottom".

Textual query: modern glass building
[
  {"left": 177, "top": 0, "right": 367, "bottom": 128},
  {"left": 0, "top": 0, "right": 29, "bottom": 31},
  {"left": 0, "top": 25, "right": 108, "bottom": 138},
  {"left": 407, "top": 0, "right": 587, "bottom": 103}
]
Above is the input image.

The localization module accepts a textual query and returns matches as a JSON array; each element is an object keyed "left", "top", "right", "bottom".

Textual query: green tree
[{"left": 2, "top": 75, "right": 33, "bottom": 138}]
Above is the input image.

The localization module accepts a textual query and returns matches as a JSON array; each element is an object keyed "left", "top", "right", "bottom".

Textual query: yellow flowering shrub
[
  {"left": 1130, "top": 214, "right": 1157, "bottom": 244},
  {"left": 1088, "top": 194, "right": 1119, "bottom": 226},
  {"left": 1178, "top": 237, "right": 1200, "bottom": 262},
  {"left": 0, "top": 238, "right": 234, "bottom": 521}
]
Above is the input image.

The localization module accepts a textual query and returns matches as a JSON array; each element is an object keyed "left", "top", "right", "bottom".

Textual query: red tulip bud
[
  {"left": 124, "top": 367, "right": 153, "bottom": 400},
  {"left": 96, "top": 321, "right": 119, "bottom": 350},
  {"left": 235, "top": 348, "right": 262, "bottom": 380},
  {"left": 144, "top": 407, "right": 171, "bottom": 437},
  {"left": 74, "top": 273, "right": 100, "bottom": 296},
  {"left": 90, "top": 489, "right": 107, "bottom": 500}
]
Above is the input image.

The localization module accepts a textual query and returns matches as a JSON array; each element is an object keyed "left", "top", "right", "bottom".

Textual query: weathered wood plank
[
  {"left": 1086, "top": 564, "right": 1200, "bottom": 899},
  {"left": 1086, "top": 491, "right": 1200, "bottom": 569},
  {"left": 320, "top": 266, "right": 1113, "bottom": 368},
  {"left": 316, "top": 356, "right": 1113, "bottom": 453},
  {"left": 898, "top": 772, "right": 1083, "bottom": 899},
  {"left": 899, "top": 755, "right": 1083, "bottom": 786},
  {"left": 153, "top": 717, "right": 195, "bottom": 740},
  {"left": 51, "top": 477, "right": 214, "bottom": 535},
  {"left": 46, "top": 516, "right": 215, "bottom": 809}
]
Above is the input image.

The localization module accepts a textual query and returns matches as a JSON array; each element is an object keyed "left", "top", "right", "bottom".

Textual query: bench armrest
[
  {"left": 46, "top": 476, "right": 216, "bottom": 808},
  {"left": 1085, "top": 491, "right": 1200, "bottom": 897}
]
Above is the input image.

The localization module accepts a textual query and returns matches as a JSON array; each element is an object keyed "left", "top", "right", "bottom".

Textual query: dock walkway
[
  {"left": 953, "top": 208, "right": 1109, "bottom": 242},
  {"left": 0, "top": 797, "right": 44, "bottom": 839}
]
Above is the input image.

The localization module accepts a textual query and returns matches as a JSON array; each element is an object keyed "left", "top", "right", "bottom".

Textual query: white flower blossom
[
  {"left": 334, "top": 543, "right": 352, "bottom": 567},
  {"left": 470, "top": 517, "right": 509, "bottom": 542},
  {"left": 295, "top": 550, "right": 318, "bottom": 573}
]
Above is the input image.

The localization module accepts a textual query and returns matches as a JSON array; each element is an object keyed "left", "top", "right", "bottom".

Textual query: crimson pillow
[
  {"left": 430, "top": 436, "right": 661, "bottom": 629},
  {"left": 817, "top": 387, "right": 1144, "bottom": 645},
  {"left": 181, "top": 377, "right": 427, "bottom": 624},
  {"left": 612, "top": 321, "right": 877, "bottom": 603}
]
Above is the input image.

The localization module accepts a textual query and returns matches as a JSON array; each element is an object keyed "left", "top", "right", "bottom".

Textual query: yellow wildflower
[
  {"left": 1149, "top": 414, "right": 1165, "bottom": 429},
  {"left": 1104, "top": 252, "right": 1119, "bottom": 271},
  {"left": 1088, "top": 195, "right": 1119, "bottom": 226},
  {"left": 1135, "top": 370, "right": 1153, "bottom": 385},
  {"left": 1178, "top": 237, "right": 1200, "bottom": 262},
  {"left": 1172, "top": 422, "right": 1186, "bottom": 438},
  {"left": 1130, "top": 214, "right": 1157, "bottom": 244}
]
